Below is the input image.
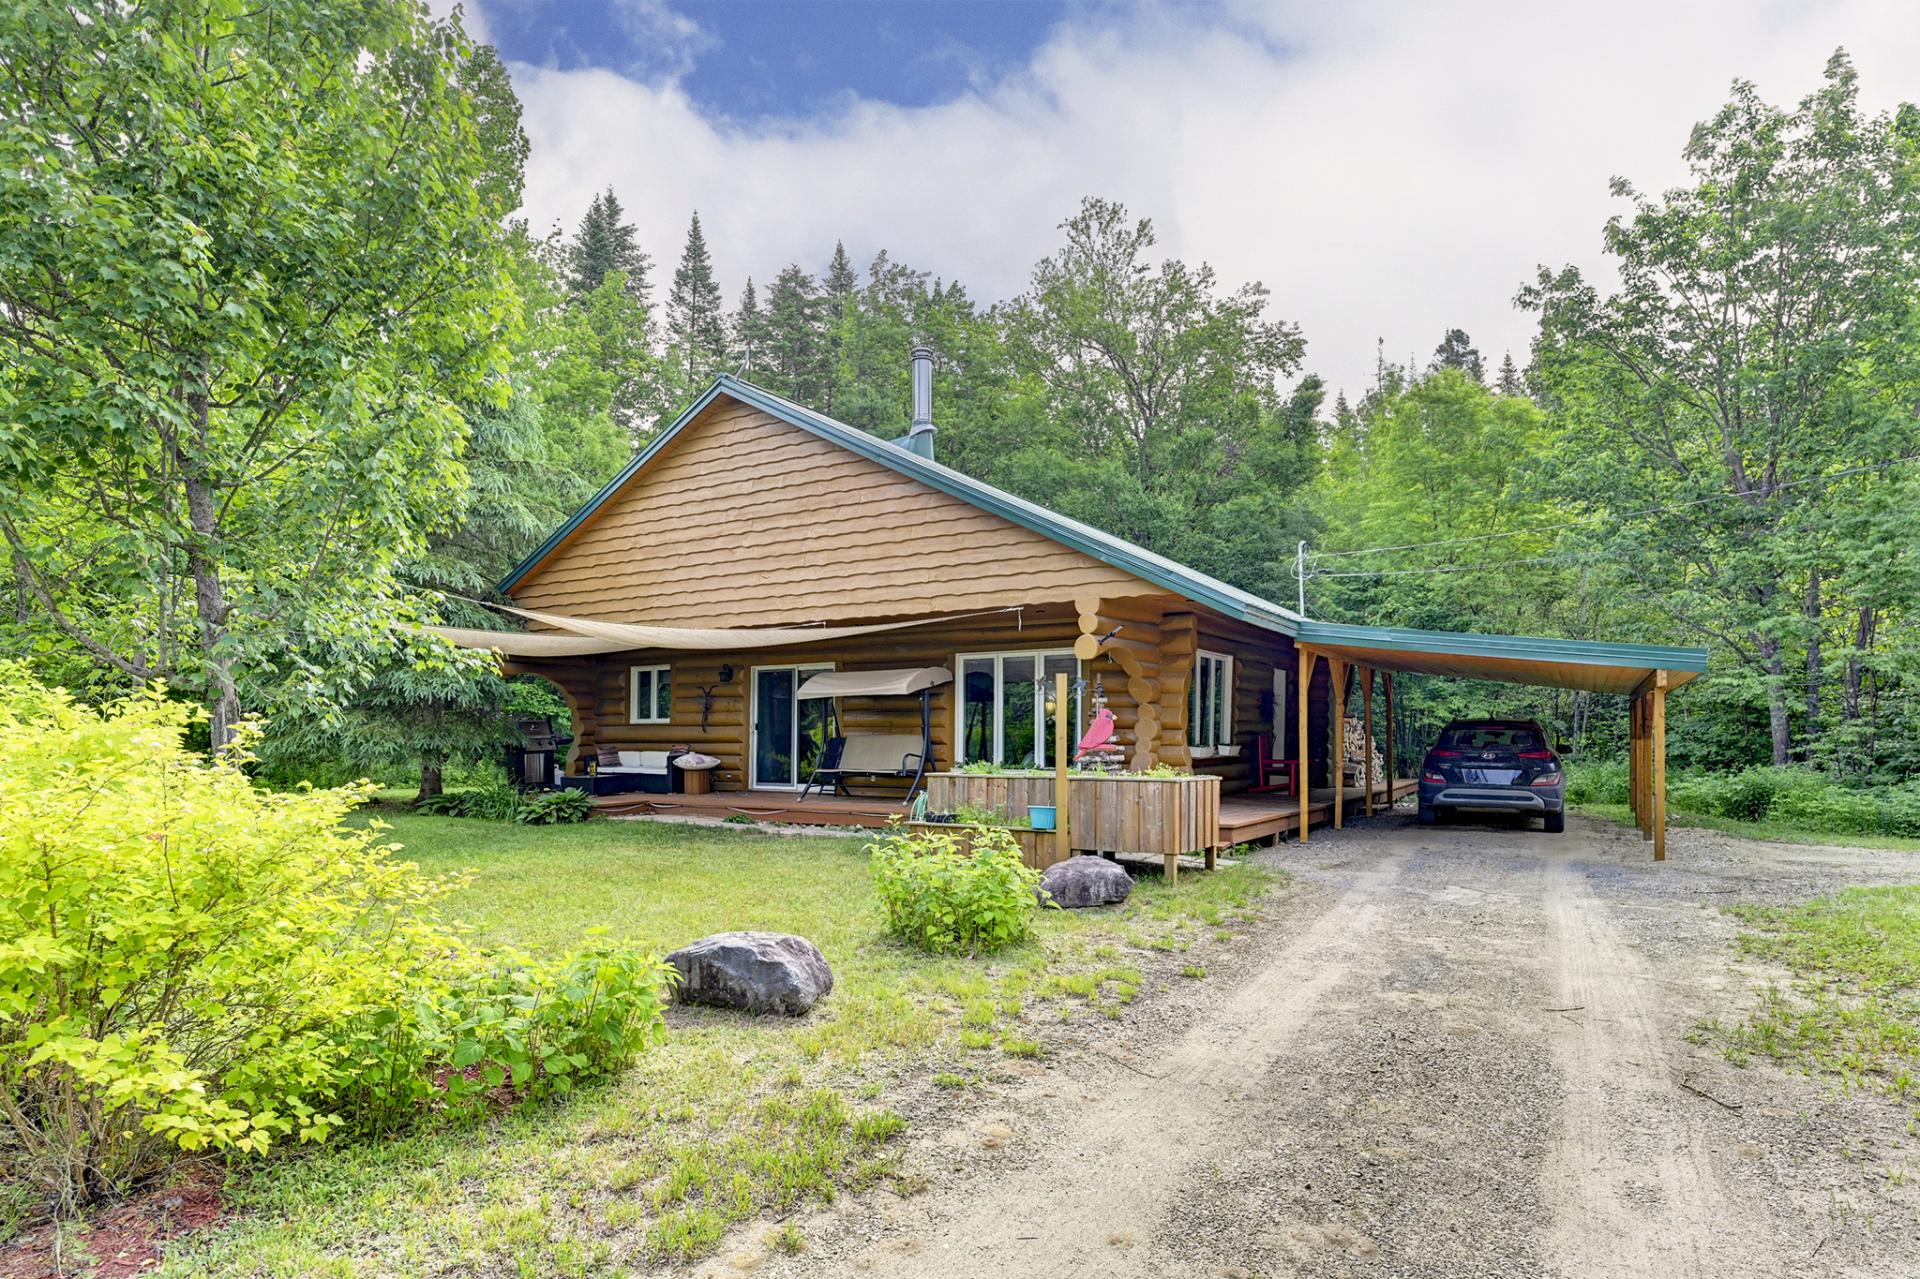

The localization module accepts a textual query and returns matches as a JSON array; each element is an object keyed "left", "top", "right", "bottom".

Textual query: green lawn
[
  {"left": 1577, "top": 802, "right": 1920, "bottom": 853},
  {"left": 154, "top": 813, "right": 1278, "bottom": 1277},
  {"left": 1717, "top": 887, "right": 1920, "bottom": 1118}
]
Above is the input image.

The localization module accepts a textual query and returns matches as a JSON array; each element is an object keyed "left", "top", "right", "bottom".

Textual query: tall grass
[{"left": 1567, "top": 760, "right": 1920, "bottom": 839}]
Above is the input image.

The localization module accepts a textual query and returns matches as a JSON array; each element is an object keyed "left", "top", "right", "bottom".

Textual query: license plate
[{"left": 1461, "top": 769, "right": 1521, "bottom": 785}]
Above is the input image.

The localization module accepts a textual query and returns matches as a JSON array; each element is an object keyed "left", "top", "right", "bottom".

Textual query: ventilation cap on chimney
[{"left": 906, "top": 345, "right": 935, "bottom": 460}]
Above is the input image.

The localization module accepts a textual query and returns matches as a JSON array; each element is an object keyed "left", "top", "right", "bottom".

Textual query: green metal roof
[
  {"left": 498, "top": 375, "right": 1304, "bottom": 634},
  {"left": 1295, "top": 620, "right": 1707, "bottom": 694},
  {"left": 498, "top": 376, "right": 1707, "bottom": 692}
]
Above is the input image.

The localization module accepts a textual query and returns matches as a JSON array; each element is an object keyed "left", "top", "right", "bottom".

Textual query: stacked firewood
[{"left": 1342, "top": 716, "right": 1385, "bottom": 781}]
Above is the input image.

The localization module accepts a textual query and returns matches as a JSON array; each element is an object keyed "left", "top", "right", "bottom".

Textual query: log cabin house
[{"left": 439, "top": 351, "right": 1705, "bottom": 854}]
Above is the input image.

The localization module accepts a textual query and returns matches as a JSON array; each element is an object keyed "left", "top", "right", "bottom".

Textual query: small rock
[
  {"left": 666, "top": 931, "right": 833, "bottom": 1015},
  {"left": 1037, "top": 855, "right": 1134, "bottom": 908}
]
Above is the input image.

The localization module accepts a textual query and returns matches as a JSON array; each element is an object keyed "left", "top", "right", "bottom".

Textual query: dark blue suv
[{"left": 1417, "top": 719, "right": 1567, "bottom": 833}]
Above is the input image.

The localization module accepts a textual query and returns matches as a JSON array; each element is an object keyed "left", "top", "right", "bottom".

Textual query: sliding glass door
[{"left": 751, "top": 665, "right": 837, "bottom": 790}]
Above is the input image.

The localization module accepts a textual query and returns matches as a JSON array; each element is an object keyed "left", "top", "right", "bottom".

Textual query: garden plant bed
[
  {"left": 904, "top": 820, "right": 1067, "bottom": 870},
  {"left": 926, "top": 772, "right": 1221, "bottom": 868}
]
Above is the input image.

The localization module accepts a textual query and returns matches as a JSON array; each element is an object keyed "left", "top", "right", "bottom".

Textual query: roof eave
[{"left": 1295, "top": 619, "right": 1709, "bottom": 675}]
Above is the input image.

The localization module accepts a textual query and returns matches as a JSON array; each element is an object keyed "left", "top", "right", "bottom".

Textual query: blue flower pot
[{"left": 1027, "top": 805, "right": 1057, "bottom": 831}]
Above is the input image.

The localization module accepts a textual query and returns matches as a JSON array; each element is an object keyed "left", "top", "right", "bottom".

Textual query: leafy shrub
[
  {"left": 0, "top": 672, "right": 665, "bottom": 1213},
  {"left": 434, "top": 941, "right": 673, "bottom": 1107},
  {"left": 513, "top": 788, "right": 593, "bottom": 825},
  {"left": 414, "top": 784, "right": 589, "bottom": 824},
  {"left": 1562, "top": 758, "right": 1628, "bottom": 805},
  {"left": 1768, "top": 781, "right": 1920, "bottom": 838},
  {"left": 0, "top": 677, "right": 463, "bottom": 1208},
  {"left": 867, "top": 825, "right": 1045, "bottom": 954},
  {"left": 1588, "top": 759, "right": 1920, "bottom": 839},
  {"left": 951, "top": 803, "right": 1012, "bottom": 827}
]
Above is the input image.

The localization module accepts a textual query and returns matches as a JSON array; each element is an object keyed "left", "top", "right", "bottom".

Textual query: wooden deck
[
  {"left": 592, "top": 789, "right": 909, "bottom": 828},
  {"left": 1217, "top": 778, "right": 1418, "bottom": 846}
]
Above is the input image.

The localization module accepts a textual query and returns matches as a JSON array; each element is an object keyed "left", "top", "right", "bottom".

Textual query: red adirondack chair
[{"left": 1249, "top": 733, "right": 1299, "bottom": 798}]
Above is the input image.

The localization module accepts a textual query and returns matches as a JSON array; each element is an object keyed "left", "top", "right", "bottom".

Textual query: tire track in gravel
[
  {"left": 845, "top": 848, "right": 1412, "bottom": 1278},
  {"left": 1541, "top": 854, "right": 1740, "bottom": 1278}
]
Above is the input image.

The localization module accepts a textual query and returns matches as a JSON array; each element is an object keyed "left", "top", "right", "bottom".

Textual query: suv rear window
[{"left": 1437, "top": 725, "right": 1544, "bottom": 751}]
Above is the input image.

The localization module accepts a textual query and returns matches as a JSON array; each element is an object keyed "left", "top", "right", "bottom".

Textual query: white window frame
[
  {"left": 954, "top": 649, "right": 1079, "bottom": 768},
  {"left": 628, "top": 664, "right": 671, "bottom": 724},
  {"left": 1188, "top": 650, "right": 1234, "bottom": 750}
]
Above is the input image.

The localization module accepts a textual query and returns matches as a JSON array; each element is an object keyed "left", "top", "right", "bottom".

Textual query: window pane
[
  {"left": 1040, "top": 655, "right": 1078, "bottom": 767},
  {"left": 961, "top": 658, "right": 996, "bottom": 763},
  {"left": 655, "top": 668, "right": 671, "bottom": 721},
  {"left": 755, "top": 669, "right": 794, "bottom": 785},
  {"left": 1188, "top": 662, "right": 1200, "bottom": 747},
  {"left": 1001, "top": 656, "right": 1038, "bottom": 766},
  {"left": 1190, "top": 656, "right": 1205, "bottom": 748},
  {"left": 798, "top": 681, "right": 837, "bottom": 778},
  {"left": 1213, "top": 659, "right": 1227, "bottom": 744}
]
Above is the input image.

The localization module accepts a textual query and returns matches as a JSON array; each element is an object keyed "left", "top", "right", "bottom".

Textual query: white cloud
[
  {"left": 609, "top": 0, "right": 716, "bottom": 79},
  {"left": 503, "top": 0, "right": 1920, "bottom": 400}
]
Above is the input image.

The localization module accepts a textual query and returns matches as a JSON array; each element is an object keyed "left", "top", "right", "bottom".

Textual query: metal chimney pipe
[{"left": 908, "top": 345, "right": 935, "bottom": 460}]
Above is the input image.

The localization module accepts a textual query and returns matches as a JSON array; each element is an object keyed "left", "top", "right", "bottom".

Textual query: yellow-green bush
[
  {"left": 0, "top": 672, "right": 670, "bottom": 1212},
  {"left": 868, "top": 825, "right": 1044, "bottom": 954}
]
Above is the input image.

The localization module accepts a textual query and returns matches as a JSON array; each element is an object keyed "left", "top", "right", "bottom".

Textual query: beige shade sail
[
  {"left": 422, "top": 606, "right": 1016, "bottom": 658},
  {"left": 795, "top": 666, "right": 952, "bottom": 699}
]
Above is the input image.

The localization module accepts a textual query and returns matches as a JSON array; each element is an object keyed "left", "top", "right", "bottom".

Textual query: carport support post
[
  {"left": 1362, "top": 666, "right": 1375, "bottom": 816},
  {"left": 1331, "top": 657, "right": 1347, "bottom": 829},
  {"left": 1652, "top": 670, "right": 1668, "bottom": 862},
  {"left": 1628, "top": 693, "right": 1642, "bottom": 833},
  {"left": 1053, "top": 672, "right": 1071, "bottom": 865},
  {"left": 1297, "top": 646, "right": 1313, "bottom": 843},
  {"left": 1383, "top": 672, "right": 1396, "bottom": 798}
]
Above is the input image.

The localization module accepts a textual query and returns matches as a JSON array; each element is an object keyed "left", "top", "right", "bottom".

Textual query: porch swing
[{"left": 795, "top": 666, "right": 953, "bottom": 801}]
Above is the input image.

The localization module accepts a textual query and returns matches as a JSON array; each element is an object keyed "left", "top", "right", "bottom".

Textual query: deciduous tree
[{"left": 0, "top": 0, "right": 517, "bottom": 746}]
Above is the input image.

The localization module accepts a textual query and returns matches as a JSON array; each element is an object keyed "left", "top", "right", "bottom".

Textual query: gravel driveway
[{"left": 743, "top": 812, "right": 1920, "bottom": 1279}]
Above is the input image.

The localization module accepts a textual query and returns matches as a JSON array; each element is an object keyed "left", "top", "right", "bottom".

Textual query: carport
[{"left": 1290, "top": 622, "right": 1708, "bottom": 859}]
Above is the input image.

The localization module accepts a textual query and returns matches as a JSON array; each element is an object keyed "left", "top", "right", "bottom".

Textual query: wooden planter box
[
  {"left": 904, "top": 821, "right": 1068, "bottom": 871},
  {"left": 925, "top": 772, "right": 1221, "bottom": 863}
]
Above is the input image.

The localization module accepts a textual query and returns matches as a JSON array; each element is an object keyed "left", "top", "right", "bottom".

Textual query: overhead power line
[
  {"left": 1306, "top": 452, "right": 1920, "bottom": 563},
  {"left": 1310, "top": 553, "right": 1575, "bottom": 580}
]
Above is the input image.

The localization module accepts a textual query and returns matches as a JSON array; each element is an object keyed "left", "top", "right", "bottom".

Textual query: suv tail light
[
  {"left": 1421, "top": 770, "right": 1446, "bottom": 784},
  {"left": 1530, "top": 773, "right": 1562, "bottom": 787},
  {"left": 1429, "top": 748, "right": 1462, "bottom": 758},
  {"left": 1517, "top": 749, "right": 1555, "bottom": 759}
]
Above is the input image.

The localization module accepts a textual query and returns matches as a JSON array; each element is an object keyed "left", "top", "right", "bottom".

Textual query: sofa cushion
[
  {"left": 607, "top": 749, "right": 670, "bottom": 774},
  {"left": 831, "top": 734, "right": 924, "bottom": 773}
]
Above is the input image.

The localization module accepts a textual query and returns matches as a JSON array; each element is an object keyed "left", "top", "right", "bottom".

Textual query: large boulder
[
  {"left": 665, "top": 931, "right": 833, "bottom": 1015},
  {"left": 1037, "top": 855, "right": 1134, "bottom": 909}
]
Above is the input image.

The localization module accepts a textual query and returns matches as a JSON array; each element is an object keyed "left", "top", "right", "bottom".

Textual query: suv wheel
[
  {"left": 1417, "top": 805, "right": 1437, "bottom": 826},
  {"left": 1544, "top": 812, "right": 1565, "bottom": 834}
]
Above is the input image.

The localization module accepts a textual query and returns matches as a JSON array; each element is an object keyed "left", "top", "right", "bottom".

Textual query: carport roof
[{"left": 1293, "top": 621, "right": 1706, "bottom": 695}]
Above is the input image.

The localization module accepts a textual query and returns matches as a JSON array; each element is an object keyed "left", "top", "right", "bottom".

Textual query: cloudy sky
[{"left": 450, "top": 0, "right": 1920, "bottom": 400}]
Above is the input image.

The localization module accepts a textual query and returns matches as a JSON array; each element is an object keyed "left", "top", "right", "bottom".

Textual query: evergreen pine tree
[
  {"left": 1428, "top": 328, "right": 1485, "bottom": 381},
  {"left": 668, "top": 212, "right": 729, "bottom": 385},
  {"left": 1495, "top": 351, "right": 1526, "bottom": 396},
  {"left": 763, "top": 263, "right": 826, "bottom": 404},
  {"left": 824, "top": 240, "right": 857, "bottom": 320},
  {"left": 733, "top": 277, "right": 769, "bottom": 376},
  {"left": 820, "top": 240, "right": 859, "bottom": 409},
  {"left": 566, "top": 188, "right": 650, "bottom": 302}
]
